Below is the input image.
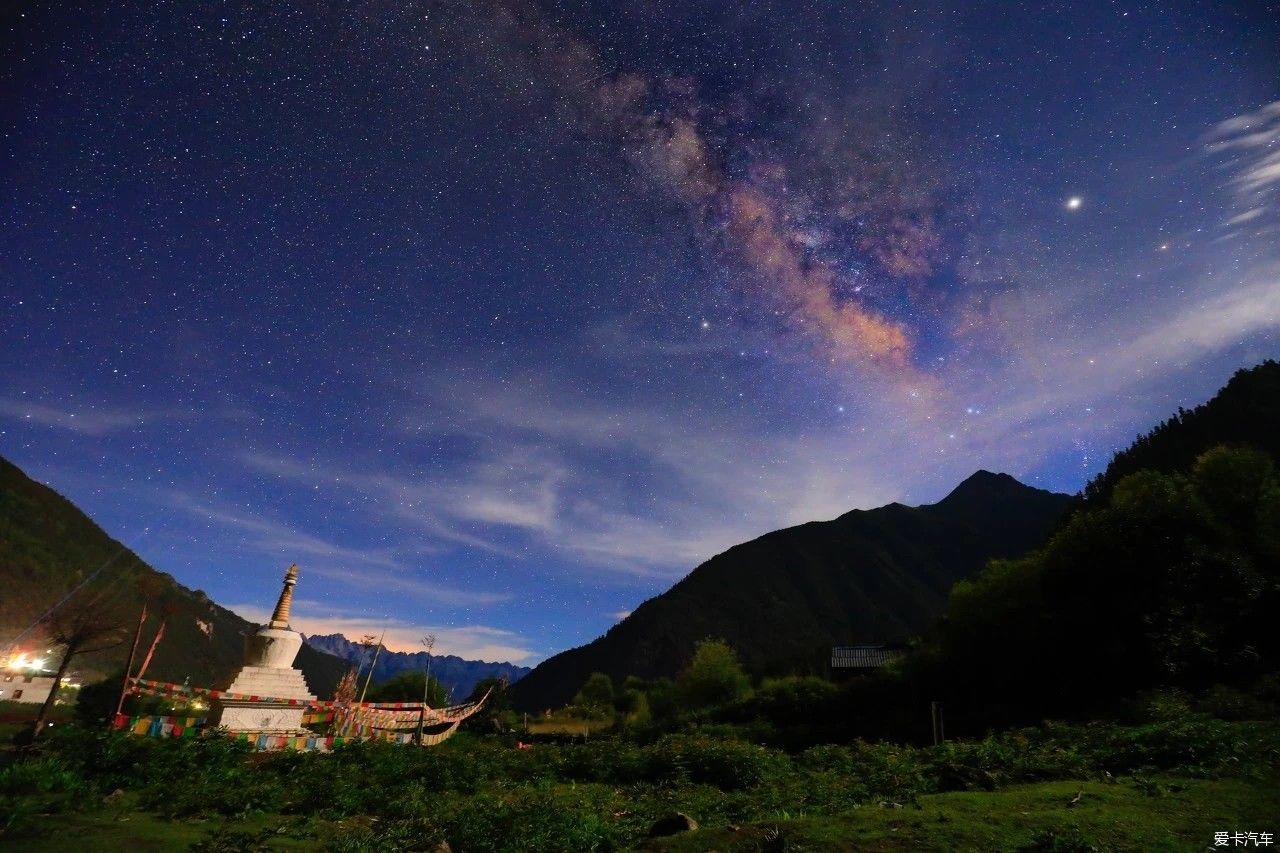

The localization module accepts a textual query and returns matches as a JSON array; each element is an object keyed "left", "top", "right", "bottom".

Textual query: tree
[
  {"left": 75, "top": 673, "right": 125, "bottom": 726},
  {"left": 677, "top": 638, "right": 751, "bottom": 708},
  {"left": 29, "top": 585, "right": 129, "bottom": 739},
  {"left": 618, "top": 688, "right": 650, "bottom": 727},
  {"left": 573, "top": 672, "right": 614, "bottom": 710},
  {"left": 924, "top": 444, "right": 1280, "bottom": 726},
  {"left": 463, "top": 676, "right": 512, "bottom": 733},
  {"left": 365, "top": 670, "right": 448, "bottom": 705}
]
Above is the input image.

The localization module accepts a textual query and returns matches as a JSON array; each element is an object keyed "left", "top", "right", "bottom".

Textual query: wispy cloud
[
  {"left": 1207, "top": 100, "right": 1280, "bottom": 236},
  {"left": 1118, "top": 271, "right": 1280, "bottom": 367},
  {"left": 0, "top": 397, "right": 162, "bottom": 435},
  {"left": 236, "top": 371, "right": 909, "bottom": 578},
  {"left": 227, "top": 602, "right": 538, "bottom": 664},
  {"left": 169, "top": 494, "right": 509, "bottom": 607}
]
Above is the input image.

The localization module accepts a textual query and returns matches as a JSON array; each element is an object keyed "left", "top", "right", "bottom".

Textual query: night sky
[{"left": 3, "top": 1, "right": 1277, "bottom": 664}]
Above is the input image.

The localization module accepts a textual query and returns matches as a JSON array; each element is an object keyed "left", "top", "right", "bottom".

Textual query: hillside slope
[
  {"left": 511, "top": 471, "right": 1073, "bottom": 710},
  {"left": 1084, "top": 360, "right": 1280, "bottom": 503},
  {"left": 303, "top": 633, "right": 530, "bottom": 701},
  {"left": 0, "top": 455, "right": 348, "bottom": 696}
]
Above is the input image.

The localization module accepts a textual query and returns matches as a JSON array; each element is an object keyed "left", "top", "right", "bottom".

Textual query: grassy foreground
[
  {"left": 6, "top": 775, "right": 1276, "bottom": 852},
  {"left": 2, "top": 715, "right": 1276, "bottom": 851}
]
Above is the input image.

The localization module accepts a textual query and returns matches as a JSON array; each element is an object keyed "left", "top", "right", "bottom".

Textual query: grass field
[
  {"left": 523, "top": 715, "right": 614, "bottom": 736},
  {"left": 2, "top": 713, "right": 1276, "bottom": 851},
  {"left": 5, "top": 775, "right": 1274, "bottom": 851},
  {"left": 650, "top": 776, "right": 1279, "bottom": 851}
]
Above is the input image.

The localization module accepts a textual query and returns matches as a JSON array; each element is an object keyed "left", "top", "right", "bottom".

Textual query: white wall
[{"left": 0, "top": 674, "right": 56, "bottom": 705}]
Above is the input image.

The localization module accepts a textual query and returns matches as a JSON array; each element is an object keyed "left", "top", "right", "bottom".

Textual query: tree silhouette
[{"left": 29, "top": 584, "right": 130, "bottom": 739}]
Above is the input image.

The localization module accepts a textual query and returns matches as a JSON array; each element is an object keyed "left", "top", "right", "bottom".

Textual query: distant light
[{"left": 1066, "top": 196, "right": 1083, "bottom": 211}]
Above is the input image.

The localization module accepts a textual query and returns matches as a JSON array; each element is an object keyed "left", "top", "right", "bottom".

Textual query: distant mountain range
[
  {"left": 0, "top": 456, "right": 349, "bottom": 696},
  {"left": 511, "top": 470, "right": 1074, "bottom": 710},
  {"left": 302, "top": 633, "right": 529, "bottom": 701}
]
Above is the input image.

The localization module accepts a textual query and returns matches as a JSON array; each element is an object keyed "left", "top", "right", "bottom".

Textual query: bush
[
  {"left": 1197, "top": 684, "right": 1278, "bottom": 721},
  {"left": 735, "top": 676, "right": 839, "bottom": 728},
  {"left": 677, "top": 639, "right": 751, "bottom": 709},
  {"left": 0, "top": 756, "right": 88, "bottom": 796},
  {"left": 442, "top": 788, "right": 623, "bottom": 852},
  {"left": 642, "top": 735, "right": 790, "bottom": 790},
  {"left": 73, "top": 675, "right": 123, "bottom": 726}
]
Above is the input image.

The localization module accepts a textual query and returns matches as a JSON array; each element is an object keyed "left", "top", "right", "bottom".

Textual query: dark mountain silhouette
[
  {"left": 0, "top": 455, "right": 348, "bottom": 696},
  {"left": 302, "top": 633, "right": 529, "bottom": 702},
  {"left": 905, "top": 360, "right": 1280, "bottom": 731},
  {"left": 1084, "top": 360, "right": 1280, "bottom": 503},
  {"left": 511, "top": 471, "right": 1074, "bottom": 711}
]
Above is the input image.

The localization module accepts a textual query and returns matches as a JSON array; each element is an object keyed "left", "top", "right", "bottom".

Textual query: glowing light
[{"left": 1065, "top": 196, "right": 1083, "bottom": 211}]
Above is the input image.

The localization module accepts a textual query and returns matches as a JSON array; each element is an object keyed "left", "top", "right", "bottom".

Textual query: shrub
[
  {"left": 443, "top": 789, "right": 623, "bottom": 852},
  {"left": 736, "top": 676, "right": 839, "bottom": 728},
  {"left": 642, "top": 735, "right": 790, "bottom": 790},
  {"left": 1197, "top": 684, "right": 1278, "bottom": 721},
  {"left": 0, "top": 756, "right": 87, "bottom": 796},
  {"left": 677, "top": 639, "right": 752, "bottom": 708}
]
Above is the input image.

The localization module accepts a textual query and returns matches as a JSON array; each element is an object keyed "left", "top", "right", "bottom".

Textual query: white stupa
[{"left": 209, "top": 564, "right": 317, "bottom": 733}]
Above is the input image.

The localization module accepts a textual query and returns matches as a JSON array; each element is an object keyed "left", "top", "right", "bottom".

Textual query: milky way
[{"left": 2, "top": 1, "right": 1277, "bottom": 662}]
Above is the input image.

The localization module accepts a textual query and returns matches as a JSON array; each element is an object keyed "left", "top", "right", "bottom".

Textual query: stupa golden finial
[{"left": 268, "top": 563, "right": 298, "bottom": 629}]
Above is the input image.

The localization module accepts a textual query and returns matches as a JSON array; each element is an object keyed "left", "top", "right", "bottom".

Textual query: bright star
[{"left": 1065, "top": 196, "right": 1083, "bottom": 211}]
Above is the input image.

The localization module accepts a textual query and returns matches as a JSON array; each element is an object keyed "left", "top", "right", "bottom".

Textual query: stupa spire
[{"left": 268, "top": 564, "right": 298, "bottom": 629}]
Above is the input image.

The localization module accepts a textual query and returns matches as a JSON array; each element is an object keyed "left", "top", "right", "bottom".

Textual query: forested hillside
[
  {"left": 513, "top": 471, "right": 1072, "bottom": 710},
  {"left": 0, "top": 456, "right": 347, "bottom": 695}
]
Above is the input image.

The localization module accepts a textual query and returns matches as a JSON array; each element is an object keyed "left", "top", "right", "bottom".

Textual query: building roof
[{"left": 831, "top": 645, "right": 903, "bottom": 669}]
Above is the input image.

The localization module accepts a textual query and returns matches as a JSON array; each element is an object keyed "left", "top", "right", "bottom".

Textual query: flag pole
[
  {"left": 358, "top": 626, "right": 386, "bottom": 704},
  {"left": 113, "top": 601, "right": 148, "bottom": 723}
]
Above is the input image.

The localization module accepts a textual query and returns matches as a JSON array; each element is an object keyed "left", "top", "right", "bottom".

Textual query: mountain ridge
[
  {"left": 302, "top": 633, "right": 529, "bottom": 701},
  {"left": 0, "top": 455, "right": 349, "bottom": 696},
  {"left": 510, "top": 470, "right": 1074, "bottom": 710},
  {"left": 1084, "top": 360, "right": 1280, "bottom": 502}
]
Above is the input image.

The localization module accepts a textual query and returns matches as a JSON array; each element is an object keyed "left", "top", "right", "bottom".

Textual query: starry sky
[{"left": 3, "top": 1, "right": 1278, "bottom": 664}]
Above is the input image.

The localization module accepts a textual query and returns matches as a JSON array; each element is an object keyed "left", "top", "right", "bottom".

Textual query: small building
[
  {"left": 831, "top": 644, "right": 905, "bottom": 673},
  {"left": 0, "top": 672, "right": 57, "bottom": 704},
  {"left": 1, "top": 650, "right": 80, "bottom": 705}
]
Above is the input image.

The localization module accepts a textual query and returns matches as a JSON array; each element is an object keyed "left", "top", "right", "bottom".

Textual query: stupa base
[{"left": 211, "top": 702, "right": 312, "bottom": 734}]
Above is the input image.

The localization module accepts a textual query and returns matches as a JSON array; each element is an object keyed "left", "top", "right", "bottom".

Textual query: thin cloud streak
[
  {"left": 170, "top": 494, "right": 510, "bottom": 607},
  {"left": 238, "top": 374, "right": 909, "bottom": 578},
  {"left": 0, "top": 398, "right": 162, "bottom": 436},
  {"left": 227, "top": 602, "right": 538, "bottom": 665}
]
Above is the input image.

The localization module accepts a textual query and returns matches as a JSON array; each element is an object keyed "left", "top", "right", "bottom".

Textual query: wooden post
[
  {"left": 114, "top": 602, "right": 148, "bottom": 721},
  {"left": 416, "top": 634, "right": 436, "bottom": 745},
  {"left": 358, "top": 628, "right": 386, "bottom": 704},
  {"left": 930, "top": 701, "right": 941, "bottom": 746}
]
